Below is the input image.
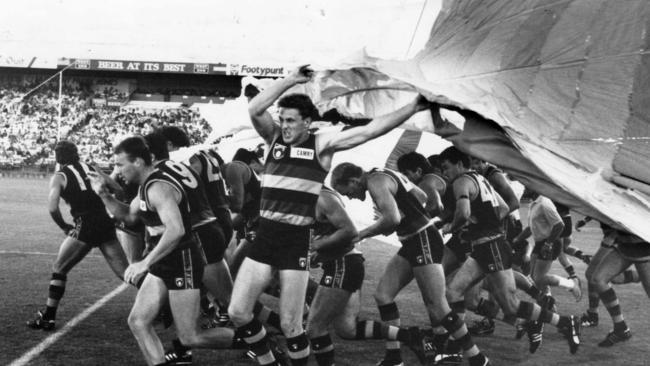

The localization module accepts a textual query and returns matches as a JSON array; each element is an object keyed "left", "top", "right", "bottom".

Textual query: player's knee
[
  {"left": 374, "top": 291, "right": 393, "bottom": 306},
  {"left": 228, "top": 304, "right": 253, "bottom": 326},
  {"left": 127, "top": 311, "right": 148, "bottom": 332},
  {"left": 589, "top": 272, "right": 608, "bottom": 291},
  {"left": 177, "top": 332, "right": 200, "bottom": 347},
  {"left": 334, "top": 323, "right": 356, "bottom": 340},
  {"left": 446, "top": 284, "right": 464, "bottom": 303}
]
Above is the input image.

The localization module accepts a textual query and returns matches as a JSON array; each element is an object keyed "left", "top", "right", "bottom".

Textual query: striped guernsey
[{"left": 260, "top": 133, "right": 328, "bottom": 226}]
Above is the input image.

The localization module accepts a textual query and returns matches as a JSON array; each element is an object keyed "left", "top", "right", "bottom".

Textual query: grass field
[{"left": 1, "top": 177, "right": 649, "bottom": 366}]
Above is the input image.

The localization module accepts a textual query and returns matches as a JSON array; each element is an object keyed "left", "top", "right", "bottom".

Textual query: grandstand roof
[{"left": 0, "top": 0, "right": 440, "bottom": 66}]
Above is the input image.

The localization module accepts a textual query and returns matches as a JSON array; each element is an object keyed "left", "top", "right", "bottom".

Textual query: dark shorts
[
  {"left": 560, "top": 215, "right": 573, "bottom": 238},
  {"left": 446, "top": 233, "right": 471, "bottom": 263},
  {"left": 532, "top": 240, "right": 563, "bottom": 261},
  {"left": 115, "top": 220, "right": 145, "bottom": 237},
  {"left": 213, "top": 207, "right": 234, "bottom": 245},
  {"left": 504, "top": 216, "right": 523, "bottom": 243},
  {"left": 320, "top": 253, "right": 365, "bottom": 292},
  {"left": 247, "top": 218, "right": 311, "bottom": 270},
  {"left": 235, "top": 217, "right": 259, "bottom": 243},
  {"left": 398, "top": 226, "right": 444, "bottom": 266},
  {"left": 470, "top": 236, "right": 512, "bottom": 273},
  {"left": 196, "top": 221, "right": 227, "bottom": 264},
  {"left": 69, "top": 213, "right": 117, "bottom": 247},
  {"left": 510, "top": 239, "right": 528, "bottom": 267},
  {"left": 616, "top": 241, "right": 650, "bottom": 263},
  {"left": 150, "top": 237, "right": 205, "bottom": 290}
]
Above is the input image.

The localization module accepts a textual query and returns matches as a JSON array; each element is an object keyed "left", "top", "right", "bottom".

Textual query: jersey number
[
  {"left": 164, "top": 161, "right": 198, "bottom": 189},
  {"left": 203, "top": 153, "right": 223, "bottom": 183},
  {"left": 478, "top": 178, "right": 499, "bottom": 208}
]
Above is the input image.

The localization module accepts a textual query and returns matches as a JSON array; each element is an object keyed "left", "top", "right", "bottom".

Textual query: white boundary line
[
  {"left": 8, "top": 283, "right": 129, "bottom": 366},
  {"left": 0, "top": 250, "right": 103, "bottom": 258}
]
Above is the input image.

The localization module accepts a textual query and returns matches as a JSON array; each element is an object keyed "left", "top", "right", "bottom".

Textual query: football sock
[
  {"left": 378, "top": 303, "right": 401, "bottom": 363},
  {"left": 44, "top": 272, "right": 67, "bottom": 320},
  {"left": 238, "top": 319, "right": 276, "bottom": 365},
  {"left": 285, "top": 332, "right": 310, "bottom": 366},
  {"left": 600, "top": 288, "right": 628, "bottom": 332},
  {"left": 311, "top": 333, "right": 335, "bottom": 366}
]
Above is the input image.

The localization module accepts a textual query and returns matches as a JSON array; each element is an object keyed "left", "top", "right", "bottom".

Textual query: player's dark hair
[
  {"left": 397, "top": 151, "right": 433, "bottom": 175},
  {"left": 144, "top": 132, "right": 170, "bottom": 161},
  {"left": 114, "top": 136, "right": 152, "bottom": 165},
  {"left": 232, "top": 148, "right": 260, "bottom": 165},
  {"left": 54, "top": 140, "right": 79, "bottom": 165},
  {"left": 331, "top": 162, "right": 364, "bottom": 186},
  {"left": 439, "top": 146, "right": 471, "bottom": 168},
  {"left": 160, "top": 125, "right": 191, "bottom": 148},
  {"left": 427, "top": 154, "right": 444, "bottom": 174},
  {"left": 278, "top": 93, "right": 319, "bottom": 120}
]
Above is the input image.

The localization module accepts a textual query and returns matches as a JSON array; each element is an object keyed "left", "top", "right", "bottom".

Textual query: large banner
[
  {"left": 58, "top": 58, "right": 229, "bottom": 75},
  {"left": 56, "top": 58, "right": 290, "bottom": 77}
]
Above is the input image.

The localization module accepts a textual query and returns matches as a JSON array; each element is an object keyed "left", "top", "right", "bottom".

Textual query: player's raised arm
[
  {"left": 248, "top": 65, "right": 314, "bottom": 144},
  {"left": 319, "top": 95, "right": 431, "bottom": 154}
]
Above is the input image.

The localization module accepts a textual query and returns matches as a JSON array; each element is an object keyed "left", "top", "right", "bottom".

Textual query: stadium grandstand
[{"left": 0, "top": 58, "right": 278, "bottom": 174}]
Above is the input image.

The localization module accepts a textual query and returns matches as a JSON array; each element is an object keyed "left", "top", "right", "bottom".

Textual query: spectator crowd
[{"left": 0, "top": 73, "right": 212, "bottom": 169}]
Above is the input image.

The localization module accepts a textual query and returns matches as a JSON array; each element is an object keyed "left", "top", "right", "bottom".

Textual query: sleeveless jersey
[
  {"left": 155, "top": 160, "right": 216, "bottom": 228},
  {"left": 260, "top": 134, "right": 328, "bottom": 226},
  {"left": 230, "top": 160, "right": 262, "bottom": 221},
  {"left": 312, "top": 186, "right": 355, "bottom": 261},
  {"left": 370, "top": 168, "right": 431, "bottom": 239},
  {"left": 58, "top": 162, "right": 107, "bottom": 218},
  {"left": 138, "top": 169, "right": 194, "bottom": 248},
  {"left": 458, "top": 171, "right": 504, "bottom": 241},
  {"left": 192, "top": 149, "right": 229, "bottom": 211}
]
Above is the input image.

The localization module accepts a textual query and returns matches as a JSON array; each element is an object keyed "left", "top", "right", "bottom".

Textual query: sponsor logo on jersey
[
  {"left": 290, "top": 147, "right": 314, "bottom": 160},
  {"left": 417, "top": 255, "right": 424, "bottom": 264},
  {"left": 273, "top": 144, "right": 287, "bottom": 160},
  {"left": 298, "top": 257, "right": 308, "bottom": 268},
  {"left": 324, "top": 276, "right": 332, "bottom": 285},
  {"left": 175, "top": 278, "right": 185, "bottom": 288}
]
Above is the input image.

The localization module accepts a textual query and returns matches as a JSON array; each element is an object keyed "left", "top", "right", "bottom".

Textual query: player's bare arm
[
  {"left": 48, "top": 173, "right": 73, "bottom": 234},
  {"left": 317, "top": 95, "right": 431, "bottom": 168},
  {"left": 420, "top": 175, "right": 444, "bottom": 216},
  {"left": 89, "top": 171, "right": 140, "bottom": 226},
  {"left": 311, "top": 192, "right": 358, "bottom": 251},
  {"left": 223, "top": 162, "right": 250, "bottom": 213},
  {"left": 124, "top": 182, "right": 183, "bottom": 284},
  {"left": 248, "top": 65, "right": 314, "bottom": 144},
  {"left": 357, "top": 174, "right": 400, "bottom": 240},
  {"left": 489, "top": 172, "right": 520, "bottom": 212},
  {"left": 443, "top": 176, "right": 475, "bottom": 235}
]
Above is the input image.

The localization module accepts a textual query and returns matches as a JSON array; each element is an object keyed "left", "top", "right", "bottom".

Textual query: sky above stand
[{"left": 0, "top": 0, "right": 441, "bottom": 65}]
